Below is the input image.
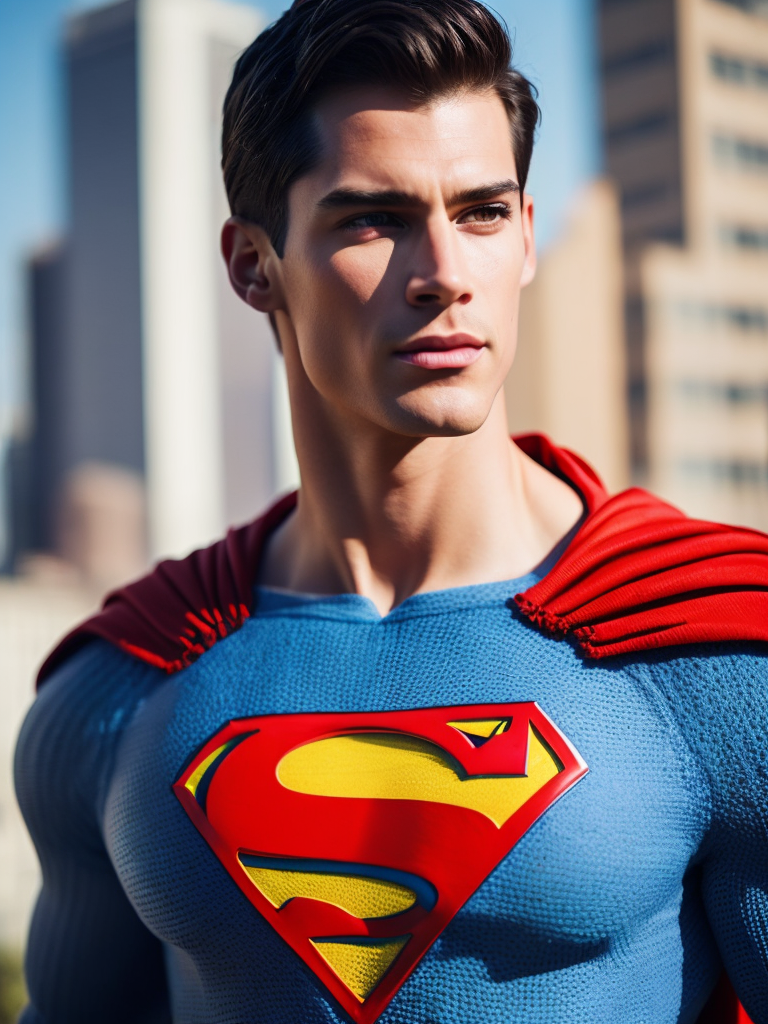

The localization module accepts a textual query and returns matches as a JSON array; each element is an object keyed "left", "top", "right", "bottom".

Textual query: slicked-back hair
[{"left": 222, "top": 0, "right": 540, "bottom": 256}]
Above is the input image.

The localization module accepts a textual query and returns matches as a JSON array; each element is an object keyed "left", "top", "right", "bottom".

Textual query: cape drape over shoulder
[
  {"left": 514, "top": 437, "right": 768, "bottom": 659},
  {"left": 36, "top": 489, "right": 297, "bottom": 683},
  {"left": 37, "top": 433, "right": 768, "bottom": 685}
]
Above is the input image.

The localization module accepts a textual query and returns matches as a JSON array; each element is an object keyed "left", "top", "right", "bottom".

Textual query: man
[{"left": 15, "top": 1, "right": 768, "bottom": 1021}]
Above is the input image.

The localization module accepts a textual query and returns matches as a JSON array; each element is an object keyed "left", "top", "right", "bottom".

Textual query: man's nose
[{"left": 404, "top": 217, "right": 472, "bottom": 308}]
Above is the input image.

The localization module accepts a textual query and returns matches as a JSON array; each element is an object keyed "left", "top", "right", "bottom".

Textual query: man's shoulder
[
  {"left": 516, "top": 483, "right": 768, "bottom": 662},
  {"left": 629, "top": 640, "right": 768, "bottom": 692},
  {"left": 29, "top": 638, "right": 163, "bottom": 724},
  {"left": 36, "top": 491, "right": 298, "bottom": 688},
  {"left": 620, "top": 642, "right": 768, "bottom": 784},
  {"left": 16, "top": 639, "right": 164, "bottom": 832},
  {"left": 627, "top": 642, "right": 768, "bottom": 836}
]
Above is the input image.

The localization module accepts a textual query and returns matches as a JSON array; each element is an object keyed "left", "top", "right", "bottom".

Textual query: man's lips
[{"left": 393, "top": 334, "right": 486, "bottom": 370}]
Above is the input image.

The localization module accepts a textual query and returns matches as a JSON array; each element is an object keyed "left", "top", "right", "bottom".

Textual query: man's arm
[
  {"left": 643, "top": 645, "right": 768, "bottom": 1023},
  {"left": 14, "top": 642, "right": 171, "bottom": 1024},
  {"left": 702, "top": 843, "right": 768, "bottom": 1024},
  {"left": 681, "top": 646, "right": 768, "bottom": 1024}
]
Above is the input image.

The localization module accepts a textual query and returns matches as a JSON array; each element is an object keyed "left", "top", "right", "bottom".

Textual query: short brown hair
[{"left": 222, "top": 0, "right": 540, "bottom": 256}]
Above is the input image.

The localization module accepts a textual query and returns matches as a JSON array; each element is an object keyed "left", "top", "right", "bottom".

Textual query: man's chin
[{"left": 383, "top": 397, "right": 493, "bottom": 439}]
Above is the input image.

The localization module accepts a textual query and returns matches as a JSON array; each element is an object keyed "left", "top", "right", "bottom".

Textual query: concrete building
[
  {"left": 600, "top": 0, "right": 768, "bottom": 526},
  {"left": 134, "top": 0, "right": 298, "bottom": 558},
  {"left": 505, "top": 180, "right": 630, "bottom": 494},
  {"left": 0, "top": 0, "right": 303, "bottom": 957},
  {"left": 22, "top": 0, "right": 297, "bottom": 574},
  {"left": 26, "top": 243, "right": 69, "bottom": 554},
  {"left": 0, "top": 578, "right": 96, "bottom": 948}
]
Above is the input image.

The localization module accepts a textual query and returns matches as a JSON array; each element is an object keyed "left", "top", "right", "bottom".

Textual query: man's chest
[{"left": 102, "top": 615, "right": 709, "bottom": 1021}]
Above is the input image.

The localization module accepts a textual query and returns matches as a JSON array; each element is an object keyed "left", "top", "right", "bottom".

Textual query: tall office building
[
  {"left": 505, "top": 180, "right": 630, "bottom": 494},
  {"left": 24, "top": 0, "right": 297, "bottom": 571},
  {"left": 600, "top": 0, "right": 768, "bottom": 527},
  {"left": 0, "top": 0, "right": 300, "bottom": 951}
]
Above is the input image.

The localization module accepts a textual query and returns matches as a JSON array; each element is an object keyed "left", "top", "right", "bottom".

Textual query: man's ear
[
  {"left": 520, "top": 193, "right": 537, "bottom": 288},
  {"left": 221, "top": 217, "right": 285, "bottom": 312}
]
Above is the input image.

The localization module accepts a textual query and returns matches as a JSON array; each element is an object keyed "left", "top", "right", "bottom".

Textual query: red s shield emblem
[{"left": 173, "top": 703, "right": 587, "bottom": 1023}]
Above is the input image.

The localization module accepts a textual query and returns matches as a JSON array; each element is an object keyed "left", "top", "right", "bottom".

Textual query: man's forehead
[{"left": 304, "top": 87, "right": 517, "bottom": 201}]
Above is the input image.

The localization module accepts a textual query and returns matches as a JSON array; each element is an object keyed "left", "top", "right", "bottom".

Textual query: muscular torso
[{"left": 16, "top": 577, "right": 768, "bottom": 1023}]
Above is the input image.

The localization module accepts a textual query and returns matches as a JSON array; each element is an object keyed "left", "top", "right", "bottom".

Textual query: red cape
[{"left": 35, "top": 433, "right": 766, "bottom": 1024}]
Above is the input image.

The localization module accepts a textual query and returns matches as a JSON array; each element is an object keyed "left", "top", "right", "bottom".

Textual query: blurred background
[{"left": 0, "top": 0, "right": 767, "bottom": 1014}]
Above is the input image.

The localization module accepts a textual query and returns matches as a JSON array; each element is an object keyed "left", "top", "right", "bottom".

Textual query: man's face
[{"left": 277, "top": 85, "right": 535, "bottom": 438}]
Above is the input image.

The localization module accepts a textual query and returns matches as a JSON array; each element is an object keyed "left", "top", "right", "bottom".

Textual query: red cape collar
[{"left": 36, "top": 433, "right": 768, "bottom": 686}]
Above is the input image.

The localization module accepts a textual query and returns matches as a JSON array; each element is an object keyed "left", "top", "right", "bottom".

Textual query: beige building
[
  {"left": 600, "top": 0, "right": 768, "bottom": 526},
  {"left": 19, "top": 0, "right": 298, "bottom": 579},
  {"left": 0, "top": 579, "right": 96, "bottom": 948},
  {"left": 0, "top": 460, "right": 150, "bottom": 950},
  {"left": 644, "top": 0, "right": 768, "bottom": 526},
  {"left": 505, "top": 180, "right": 631, "bottom": 494}
]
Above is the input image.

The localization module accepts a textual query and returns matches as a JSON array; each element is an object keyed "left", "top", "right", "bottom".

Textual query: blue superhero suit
[{"left": 14, "top": 562, "right": 768, "bottom": 1023}]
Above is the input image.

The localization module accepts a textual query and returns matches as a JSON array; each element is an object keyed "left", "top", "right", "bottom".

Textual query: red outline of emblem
[{"left": 173, "top": 703, "right": 587, "bottom": 1024}]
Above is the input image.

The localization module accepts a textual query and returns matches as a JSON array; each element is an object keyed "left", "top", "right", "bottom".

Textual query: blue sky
[{"left": 0, "top": 0, "right": 600, "bottom": 426}]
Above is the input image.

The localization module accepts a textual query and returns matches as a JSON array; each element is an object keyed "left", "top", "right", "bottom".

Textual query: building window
[
  {"left": 603, "top": 40, "right": 673, "bottom": 77},
  {"left": 712, "top": 0, "right": 768, "bottom": 16},
  {"left": 607, "top": 112, "right": 672, "bottom": 146},
  {"left": 710, "top": 51, "right": 768, "bottom": 89},
  {"left": 621, "top": 182, "right": 670, "bottom": 209},
  {"left": 678, "top": 379, "right": 768, "bottom": 403},
  {"left": 720, "top": 224, "right": 768, "bottom": 252},
  {"left": 672, "top": 301, "right": 768, "bottom": 333},
  {"left": 679, "top": 459, "right": 768, "bottom": 486},
  {"left": 713, "top": 133, "right": 768, "bottom": 171}
]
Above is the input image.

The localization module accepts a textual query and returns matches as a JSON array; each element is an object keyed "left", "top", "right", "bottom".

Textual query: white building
[
  {"left": 31, "top": 0, "right": 296, "bottom": 568},
  {"left": 2, "top": 0, "right": 301, "bottom": 953},
  {"left": 0, "top": 579, "right": 95, "bottom": 947}
]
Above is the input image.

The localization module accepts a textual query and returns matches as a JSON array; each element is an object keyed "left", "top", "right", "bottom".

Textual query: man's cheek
[
  {"left": 300, "top": 328, "right": 367, "bottom": 397},
  {"left": 329, "top": 245, "right": 397, "bottom": 308}
]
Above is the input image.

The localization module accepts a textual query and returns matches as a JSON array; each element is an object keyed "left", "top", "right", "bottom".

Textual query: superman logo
[{"left": 173, "top": 703, "right": 587, "bottom": 1024}]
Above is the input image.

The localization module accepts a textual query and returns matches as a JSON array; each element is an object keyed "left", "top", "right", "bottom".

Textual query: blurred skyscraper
[
  {"left": 0, "top": 0, "right": 298, "bottom": 953},
  {"left": 15, "top": 0, "right": 297, "bottom": 581},
  {"left": 600, "top": 0, "right": 768, "bottom": 527},
  {"left": 505, "top": 180, "right": 630, "bottom": 494}
]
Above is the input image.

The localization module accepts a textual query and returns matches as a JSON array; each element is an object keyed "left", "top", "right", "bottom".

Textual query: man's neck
[{"left": 259, "top": 393, "right": 583, "bottom": 616}]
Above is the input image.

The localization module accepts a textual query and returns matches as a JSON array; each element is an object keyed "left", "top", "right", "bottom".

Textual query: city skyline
[
  {"left": 0, "top": 0, "right": 608, "bottom": 961},
  {"left": 0, "top": 0, "right": 600, "bottom": 425},
  {"left": 599, "top": 0, "right": 768, "bottom": 528}
]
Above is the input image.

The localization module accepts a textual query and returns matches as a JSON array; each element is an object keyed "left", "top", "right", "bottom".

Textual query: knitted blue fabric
[{"left": 14, "top": 571, "right": 768, "bottom": 1024}]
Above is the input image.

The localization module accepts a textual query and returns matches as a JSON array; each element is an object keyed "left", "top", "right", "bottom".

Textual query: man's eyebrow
[
  {"left": 446, "top": 179, "right": 520, "bottom": 206},
  {"left": 317, "top": 188, "right": 419, "bottom": 209},
  {"left": 317, "top": 179, "right": 520, "bottom": 210}
]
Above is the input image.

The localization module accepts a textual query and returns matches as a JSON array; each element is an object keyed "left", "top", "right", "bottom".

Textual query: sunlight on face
[{"left": 280, "top": 86, "right": 536, "bottom": 439}]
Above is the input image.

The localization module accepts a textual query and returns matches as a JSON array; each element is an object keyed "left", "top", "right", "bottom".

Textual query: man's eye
[
  {"left": 344, "top": 212, "right": 403, "bottom": 230},
  {"left": 460, "top": 204, "right": 511, "bottom": 224}
]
